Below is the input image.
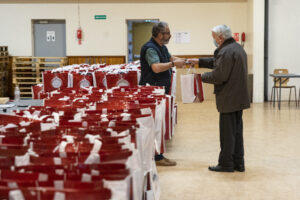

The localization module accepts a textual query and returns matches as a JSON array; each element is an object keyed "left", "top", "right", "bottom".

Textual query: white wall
[
  {"left": 0, "top": 3, "right": 248, "bottom": 57},
  {"left": 252, "top": 0, "right": 265, "bottom": 103},
  {"left": 268, "top": 0, "right": 300, "bottom": 101}
]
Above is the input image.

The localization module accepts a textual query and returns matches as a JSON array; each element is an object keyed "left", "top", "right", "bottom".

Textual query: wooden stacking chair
[{"left": 270, "top": 69, "right": 297, "bottom": 106}]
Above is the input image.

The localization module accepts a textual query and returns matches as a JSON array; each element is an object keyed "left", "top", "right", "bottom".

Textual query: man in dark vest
[{"left": 139, "top": 21, "right": 185, "bottom": 166}]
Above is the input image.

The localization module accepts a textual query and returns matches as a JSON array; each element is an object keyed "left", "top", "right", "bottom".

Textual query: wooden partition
[
  {"left": 67, "top": 55, "right": 210, "bottom": 66},
  {"left": 67, "top": 56, "right": 126, "bottom": 65},
  {"left": 7, "top": 54, "right": 218, "bottom": 99},
  {"left": 0, "top": 46, "right": 9, "bottom": 97}
]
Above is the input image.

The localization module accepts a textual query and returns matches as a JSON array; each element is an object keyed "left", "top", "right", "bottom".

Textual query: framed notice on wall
[{"left": 173, "top": 32, "right": 190, "bottom": 44}]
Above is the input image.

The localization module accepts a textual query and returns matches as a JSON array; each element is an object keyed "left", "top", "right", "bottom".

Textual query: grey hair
[
  {"left": 212, "top": 25, "right": 232, "bottom": 39},
  {"left": 152, "top": 21, "right": 169, "bottom": 37}
]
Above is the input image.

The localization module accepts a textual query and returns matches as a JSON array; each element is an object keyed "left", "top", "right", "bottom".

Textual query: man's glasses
[{"left": 162, "top": 32, "right": 171, "bottom": 35}]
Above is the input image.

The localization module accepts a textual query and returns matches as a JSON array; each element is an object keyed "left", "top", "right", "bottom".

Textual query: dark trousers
[
  {"left": 155, "top": 154, "right": 164, "bottom": 161},
  {"left": 218, "top": 110, "right": 244, "bottom": 169}
]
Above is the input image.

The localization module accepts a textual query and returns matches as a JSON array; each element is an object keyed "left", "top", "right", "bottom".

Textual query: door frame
[
  {"left": 126, "top": 19, "right": 159, "bottom": 63},
  {"left": 31, "top": 19, "right": 66, "bottom": 57}
]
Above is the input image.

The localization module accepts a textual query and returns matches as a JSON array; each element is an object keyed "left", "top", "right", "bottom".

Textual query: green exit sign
[{"left": 95, "top": 15, "right": 107, "bottom": 20}]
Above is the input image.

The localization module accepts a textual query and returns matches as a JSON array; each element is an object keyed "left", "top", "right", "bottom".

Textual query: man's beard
[{"left": 162, "top": 38, "right": 170, "bottom": 45}]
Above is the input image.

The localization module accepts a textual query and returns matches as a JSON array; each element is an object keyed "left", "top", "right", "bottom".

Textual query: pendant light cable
[{"left": 77, "top": 0, "right": 81, "bottom": 27}]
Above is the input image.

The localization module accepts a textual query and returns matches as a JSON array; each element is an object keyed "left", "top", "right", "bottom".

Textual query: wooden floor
[{"left": 157, "top": 101, "right": 300, "bottom": 200}]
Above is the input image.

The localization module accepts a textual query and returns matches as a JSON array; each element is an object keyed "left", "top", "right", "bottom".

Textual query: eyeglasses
[{"left": 162, "top": 32, "right": 171, "bottom": 35}]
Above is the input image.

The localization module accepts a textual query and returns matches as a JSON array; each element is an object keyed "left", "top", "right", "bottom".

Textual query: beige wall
[
  {"left": 0, "top": 2, "right": 248, "bottom": 57},
  {"left": 0, "top": 2, "right": 258, "bottom": 102},
  {"left": 247, "top": 0, "right": 253, "bottom": 74}
]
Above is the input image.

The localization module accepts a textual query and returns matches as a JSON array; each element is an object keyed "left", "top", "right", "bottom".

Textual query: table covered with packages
[{"left": 0, "top": 62, "right": 180, "bottom": 200}]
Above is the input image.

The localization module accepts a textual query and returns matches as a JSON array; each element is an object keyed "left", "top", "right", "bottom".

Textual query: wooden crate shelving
[
  {"left": 0, "top": 73, "right": 6, "bottom": 97},
  {"left": 12, "top": 57, "right": 67, "bottom": 98},
  {"left": 0, "top": 46, "right": 9, "bottom": 97}
]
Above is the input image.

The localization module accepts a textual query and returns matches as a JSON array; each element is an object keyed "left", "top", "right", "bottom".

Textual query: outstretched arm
[
  {"left": 187, "top": 57, "right": 215, "bottom": 69},
  {"left": 151, "top": 58, "right": 186, "bottom": 73}
]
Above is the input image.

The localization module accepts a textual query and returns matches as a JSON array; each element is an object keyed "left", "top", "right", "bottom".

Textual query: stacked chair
[{"left": 270, "top": 68, "right": 297, "bottom": 106}]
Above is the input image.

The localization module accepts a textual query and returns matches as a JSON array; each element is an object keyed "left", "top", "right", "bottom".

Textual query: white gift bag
[
  {"left": 180, "top": 67, "right": 204, "bottom": 103},
  {"left": 181, "top": 71, "right": 196, "bottom": 103}
]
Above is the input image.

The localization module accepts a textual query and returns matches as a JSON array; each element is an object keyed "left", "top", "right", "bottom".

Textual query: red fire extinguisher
[
  {"left": 77, "top": 27, "right": 82, "bottom": 45},
  {"left": 241, "top": 32, "right": 246, "bottom": 47}
]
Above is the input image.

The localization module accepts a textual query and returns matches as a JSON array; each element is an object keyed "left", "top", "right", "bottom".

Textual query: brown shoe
[{"left": 155, "top": 157, "right": 177, "bottom": 166}]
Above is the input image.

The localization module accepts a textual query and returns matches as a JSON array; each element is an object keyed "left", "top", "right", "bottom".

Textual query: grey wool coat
[{"left": 199, "top": 37, "right": 250, "bottom": 113}]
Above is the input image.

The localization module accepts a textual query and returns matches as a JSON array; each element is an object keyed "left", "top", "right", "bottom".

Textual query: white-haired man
[{"left": 188, "top": 25, "right": 250, "bottom": 172}]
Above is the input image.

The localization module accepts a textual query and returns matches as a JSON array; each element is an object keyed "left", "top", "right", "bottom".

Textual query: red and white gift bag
[
  {"left": 194, "top": 73, "right": 204, "bottom": 102},
  {"left": 43, "top": 71, "right": 69, "bottom": 92},
  {"left": 106, "top": 71, "right": 138, "bottom": 89},
  {"left": 72, "top": 72, "right": 95, "bottom": 89},
  {"left": 94, "top": 71, "right": 107, "bottom": 88},
  {"left": 180, "top": 69, "right": 204, "bottom": 103},
  {"left": 31, "top": 84, "right": 43, "bottom": 99}
]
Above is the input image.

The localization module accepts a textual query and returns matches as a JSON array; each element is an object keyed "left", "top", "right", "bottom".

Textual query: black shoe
[
  {"left": 208, "top": 165, "right": 234, "bottom": 172},
  {"left": 234, "top": 166, "right": 245, "bottom": 172}
]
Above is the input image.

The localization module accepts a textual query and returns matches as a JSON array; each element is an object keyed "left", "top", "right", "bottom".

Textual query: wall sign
[
  {"left": 47, "top": 31, "right": 55, "bottom": 42},
  {"left": 94, "top": 15, "right": 107, "bottom": 20},
  {"left": 173, "top": 32, "right": 190, "bottom": 44}
]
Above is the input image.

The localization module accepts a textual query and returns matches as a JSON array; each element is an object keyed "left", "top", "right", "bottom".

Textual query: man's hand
[
  {"left": 173, "top": 58, "right": 186, "bottom": 68},
  {"left": 151, "top": 58, "right": 186, "bottom": 73},
  {"left": 186, "top": 58, "right": 199, "bottom": 65}
]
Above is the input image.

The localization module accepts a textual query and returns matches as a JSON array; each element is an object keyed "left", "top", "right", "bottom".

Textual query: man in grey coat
[{"left": 188, "top": 25, "right": 250, "bottom": 172}]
